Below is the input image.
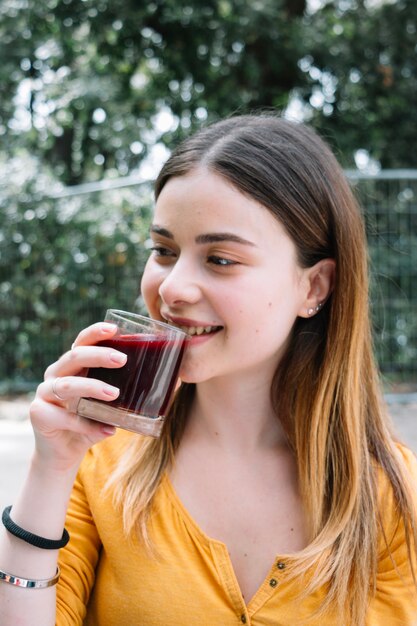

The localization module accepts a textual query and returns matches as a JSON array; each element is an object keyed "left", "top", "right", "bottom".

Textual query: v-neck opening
[{"left": 162, "top": 472, "right": 293, "bottom": 612}]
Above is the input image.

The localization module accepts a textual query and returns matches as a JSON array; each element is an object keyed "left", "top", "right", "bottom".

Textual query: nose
[{"left": 158, "top": 256, "right": 202, "bottom": 307}]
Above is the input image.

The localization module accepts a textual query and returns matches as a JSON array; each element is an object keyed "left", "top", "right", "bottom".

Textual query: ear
[{"left": 298, "top": 258, "right": 336, "bottom": 318}]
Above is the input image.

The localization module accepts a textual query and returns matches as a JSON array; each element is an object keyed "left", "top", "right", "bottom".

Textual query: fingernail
[
  {"left": 103, "top": 385, "right": 119, "bottom": 397},
  {"left": 102, "top": 323, "right": 117, "bottom": 333},
  {"left": 110, "top": 352, "right": 127, "bottom": 364},
  {"left": 101, "top": 425, "right": 116, "bottom": 436}
]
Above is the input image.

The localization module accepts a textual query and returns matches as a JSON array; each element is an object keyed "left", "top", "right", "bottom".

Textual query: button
[
  {"left": 269, "top": 578, "right": 278, "bottom": 587},
  {"left": 277, "top": 561, "right": 286, "bottom": 570},
  {"left": 240, "top": 615, "right": 247, "bottom": 623}
]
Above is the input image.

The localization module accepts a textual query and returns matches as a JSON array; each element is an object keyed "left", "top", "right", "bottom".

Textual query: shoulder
[
  {"left": 78, "top": 428, "right": 147, "bottom": 487},
  {"left": 375, "top": 442, "right": 417, "bottom": 559},
  {"left": 376, "top": 443, "right": 417, "bottom": 502},
  {"left": 397, "top": 443, "right": 417, "bottom": 481},
  {"left": 395, "top": 442, "right": 417, "bottom": 470},
  {"left": 394, "top": 443, "right": 417, "bottom": 515},
  {"left": 370, "top": 444, "right": 417, "bottom": 622}
]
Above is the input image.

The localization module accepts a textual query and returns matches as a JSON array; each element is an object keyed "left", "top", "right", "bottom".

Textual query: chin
[
  {"left": 178, "top": 371, "right": 203, "bottom": 384},
  {"left": 178, "top": 364, "right": 214, "bottom": 385}
]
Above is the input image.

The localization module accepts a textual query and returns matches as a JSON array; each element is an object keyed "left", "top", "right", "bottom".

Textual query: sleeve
[
  {"left": 366, "top": 445, "right": 417, "bottom": 625},
  {"left": 55, "top": 453, "right": 102, "bottom": 626}
]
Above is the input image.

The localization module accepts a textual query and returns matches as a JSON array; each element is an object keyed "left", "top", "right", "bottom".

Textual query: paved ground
[
  {"left": 0, "top": 418, "right": 33, "bottom": 511},
  {"left": 0, "top": 394, "right": 416, "bottom": 511}
]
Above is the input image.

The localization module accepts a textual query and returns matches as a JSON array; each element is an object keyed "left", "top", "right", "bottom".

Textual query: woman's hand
[{"left": 30, "top": 322, "right": 127, "bottom": 471}]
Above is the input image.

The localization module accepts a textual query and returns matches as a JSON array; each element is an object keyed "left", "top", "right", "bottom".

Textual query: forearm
[
  {"left": 0, "top": 321, "right": 122, "bottom": 624},
  {"left": 0, "top": 453, "right": 79, "bottom": 626}
]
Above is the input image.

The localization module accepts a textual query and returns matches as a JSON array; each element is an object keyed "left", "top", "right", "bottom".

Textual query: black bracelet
[{"left": 2, "top": 506, "right": 70, "bottom": 550}]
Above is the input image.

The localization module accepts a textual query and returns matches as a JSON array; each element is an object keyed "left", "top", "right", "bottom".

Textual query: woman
[{"left": 1, "top": 115, "right": 416, "bottom": 625}]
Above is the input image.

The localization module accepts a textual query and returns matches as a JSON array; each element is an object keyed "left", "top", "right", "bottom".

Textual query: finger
[
  {"left": 38, "top": 376, "right": 120, "bottom": 407},
  {"left": 71, "top": 321, "right": 118, "bottom": 349},
  {"left": 52, "top": 377, "right": 66, "bottom": 402},
  {"left": 45, "top": 344, "right": 127, "bottom": 379},
  {"left": 30, "top": 397, "right": 116, "bottom": 441}
]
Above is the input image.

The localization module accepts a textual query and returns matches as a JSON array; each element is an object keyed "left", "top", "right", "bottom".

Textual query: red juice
[{"left": 87, "top": 334, "right": 187, "bottom": 417}]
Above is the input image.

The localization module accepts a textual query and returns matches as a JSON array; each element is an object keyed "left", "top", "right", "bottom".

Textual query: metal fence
[
  {"left": 348, "top": 171, "right": 417, "bottom": 381},
  {"left": 1, "top": 170, "right": 416, "bottom": 392}
]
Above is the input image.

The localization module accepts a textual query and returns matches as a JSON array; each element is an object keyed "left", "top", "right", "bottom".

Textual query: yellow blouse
[{"left": 57, "top": 430, "right": 417, "bottom": 625}]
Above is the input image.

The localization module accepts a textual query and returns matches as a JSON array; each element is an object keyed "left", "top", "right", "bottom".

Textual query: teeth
[
  {"left": 179, "top": 325, "right": 219, "bottom": 336},
  {"left": 161, "top": 316, "right": 221, "bottom": 336}
]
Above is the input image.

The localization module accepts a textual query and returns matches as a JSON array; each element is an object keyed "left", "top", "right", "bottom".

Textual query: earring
[{"left": 307, "top": 302, "right": 324, "bottom": 316}]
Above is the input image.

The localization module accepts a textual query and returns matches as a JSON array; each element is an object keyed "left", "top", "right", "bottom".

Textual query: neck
[{"left": 185, "top": 374, "right": 288, "bottom": 453}]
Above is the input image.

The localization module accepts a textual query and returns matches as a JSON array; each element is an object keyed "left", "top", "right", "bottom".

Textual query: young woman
[{"left": 1, "top": 115, "right": 416, "bottom": 625}]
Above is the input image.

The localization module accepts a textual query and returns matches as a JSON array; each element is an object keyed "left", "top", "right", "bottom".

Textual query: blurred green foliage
[
  {"left": 0, "top": 0, "right": 307, "bottom": 184},
  {"left": 1, "top": 0, "right": 416, "bottom": 389},
  {"left": 299, "top": 0, "right": 417, "bottom": 168},
  {"left": 0, "top": 160, "right": 152, "bottom": 391},
  {"left": 1, "top": 0, "right": 417, "bottom": 184},
  {"left": 1, "top": 167, "right": 416, "bottom": 391}
]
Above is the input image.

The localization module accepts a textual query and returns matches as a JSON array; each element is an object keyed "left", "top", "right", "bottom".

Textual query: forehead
[{"left": 154, "top": 168, "right": 288, "bottom": 241}]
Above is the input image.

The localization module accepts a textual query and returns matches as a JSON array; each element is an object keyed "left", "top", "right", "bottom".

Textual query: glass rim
[{"left": 105, "top": 309, "right": 189, "bottom": 338}]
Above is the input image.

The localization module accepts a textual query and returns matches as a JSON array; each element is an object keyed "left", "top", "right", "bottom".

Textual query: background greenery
[
  {"left": 1, "top": 0, "right": 416, "bottom": 390},
  {"left": 2, "top": 0, "right": 417, "bottom": 182}
]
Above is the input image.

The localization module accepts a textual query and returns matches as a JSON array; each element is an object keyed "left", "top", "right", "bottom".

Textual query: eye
[
  {"left": 149, "top": 245, "right": 176, "bottom": 259},
  {"left": 207, "top": 255, "right": 238, "bottom": 267},
  {"left": 149, "top": 246, "right": 175, "bottom": 256}
]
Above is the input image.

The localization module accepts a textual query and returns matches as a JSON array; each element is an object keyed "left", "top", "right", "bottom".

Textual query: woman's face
[{"left": 141, "top": 168, "right": 312, "bottom": 385}]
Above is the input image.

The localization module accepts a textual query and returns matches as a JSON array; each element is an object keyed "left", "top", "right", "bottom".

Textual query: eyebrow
[{"left": 150, "top": 225, "right": 256, "bottom": 247}]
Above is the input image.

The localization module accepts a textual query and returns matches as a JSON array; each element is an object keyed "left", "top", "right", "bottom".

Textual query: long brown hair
[{"left": 108, "top": 114, "right": 417, "bottom": 623}]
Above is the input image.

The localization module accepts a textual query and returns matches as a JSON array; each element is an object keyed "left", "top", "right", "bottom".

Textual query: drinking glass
[{"left": 77, "top": 309, "right": 189, "bottom": 437}]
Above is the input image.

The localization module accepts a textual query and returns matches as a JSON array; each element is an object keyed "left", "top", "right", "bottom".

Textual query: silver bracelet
[{"left": 0, "top": 566, "right": 60, "bottom": 589}]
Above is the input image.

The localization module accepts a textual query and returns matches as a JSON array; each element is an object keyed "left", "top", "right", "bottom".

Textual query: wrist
[
  {"left": 30, "top": 448, "right": 82, "bottom": 480},
  {"left": 4, "top": 454, "right": 79, "bottom": 544},
  {"left": 2, "top": 506, "right": 70, "bottom": 550}
]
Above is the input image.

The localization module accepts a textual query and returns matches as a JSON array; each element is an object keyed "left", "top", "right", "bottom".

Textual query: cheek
[
  {"left": 243, "top": 289, "right": 300, "bottom": 339},
  {"left": 140, "top": 262, "right": 162, "bottom": 312}
]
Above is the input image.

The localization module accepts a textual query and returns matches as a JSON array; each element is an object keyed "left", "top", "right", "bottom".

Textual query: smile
[
  {"left": 161, "top": 315, "right": 223, "bottom": 336},
  {"left": 178, "top": 325, "right": 222, "bottom": 336}
]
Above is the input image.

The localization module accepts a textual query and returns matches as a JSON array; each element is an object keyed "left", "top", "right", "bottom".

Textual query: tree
[
  {"left": 0, "top": 155, "right": 152, "bottom": 388},
  {"left": 2, "top": 1, "right": 417, "bottom": 178},
  {"left": 1, "top": 0, "right": 416, "bottom": 388},
  {"left": 0, "top": 0, "right": 306, "bottom": 184},
  {"left": 299, "top": 0, "right": 417, "bottom": 168}
]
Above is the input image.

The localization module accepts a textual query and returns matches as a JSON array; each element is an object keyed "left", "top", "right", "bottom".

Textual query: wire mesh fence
[
  {"left": 349, "top": 171, "right": 417, "bottom": 382},
  {"left": 1, "top": 170, "right": 416, "bottom": 392}
]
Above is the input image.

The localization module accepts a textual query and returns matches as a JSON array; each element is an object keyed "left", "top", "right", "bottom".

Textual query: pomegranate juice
[{"left": 87, "top": 334, "right": 187, "bottom": 417}]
